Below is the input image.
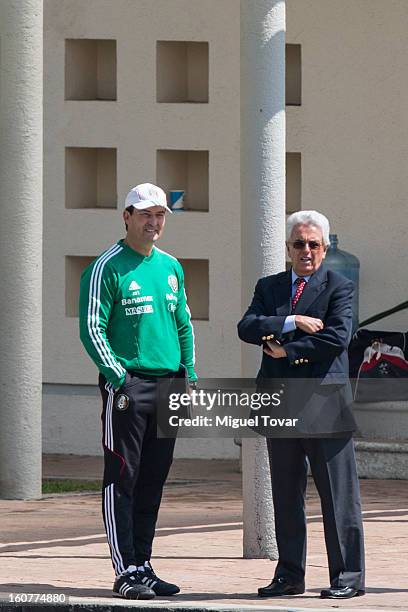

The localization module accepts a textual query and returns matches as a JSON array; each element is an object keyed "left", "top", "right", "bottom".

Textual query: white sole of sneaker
[{"left": 112, "top": 591, "right": 155, "bottom": 600}]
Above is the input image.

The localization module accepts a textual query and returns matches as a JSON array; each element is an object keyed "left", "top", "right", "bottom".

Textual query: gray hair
[{"left": 286, "top": 210, "right": 330, "bottom": 246}]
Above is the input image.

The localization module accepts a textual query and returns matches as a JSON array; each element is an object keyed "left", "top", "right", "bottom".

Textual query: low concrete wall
[
  {"left": 42, "top": 386, "right": 408, "bottom": 475},
  {"left": 42, "top": 384, "right": 239, "bottom": 460},
  {"left": 354, "top": 401, "right": 408, "bottom": 440},
  {"left": 355, "top": 440, "right": 408, "bottom": 480},
  {"left": 353, "top": 401, "right": 408, "bottom": 479}
]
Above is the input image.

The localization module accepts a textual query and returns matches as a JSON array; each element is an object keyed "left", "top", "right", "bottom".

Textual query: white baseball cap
[{"left": 124, "top": 183, "right": 172, "bottom": 213}]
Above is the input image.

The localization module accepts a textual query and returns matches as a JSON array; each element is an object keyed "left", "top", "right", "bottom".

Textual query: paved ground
[{"left": 0, "top": 455, "right": 407, "bottom": 611}]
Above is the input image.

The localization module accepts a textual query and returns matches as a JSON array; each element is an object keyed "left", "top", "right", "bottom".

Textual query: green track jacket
[{"left": 79, "top": 240, "right": 197, "bottom": 388}]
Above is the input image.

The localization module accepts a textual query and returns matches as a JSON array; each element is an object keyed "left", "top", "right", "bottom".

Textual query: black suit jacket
[{"left": 237, "top": 265, "right": 357, "bottom": 435}]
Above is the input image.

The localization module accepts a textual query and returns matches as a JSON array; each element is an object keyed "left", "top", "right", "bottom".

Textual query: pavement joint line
[
  {"left": 0, "top": 522, "right": 244, "bottom": 549},
  {"left": 2, "top": 506, "right": 407, "bottom": 550},
  {"left": 309, "top": 507, "right": 408, "bottom": 518}
]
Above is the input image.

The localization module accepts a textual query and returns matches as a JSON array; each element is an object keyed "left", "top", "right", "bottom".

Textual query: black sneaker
[
  {"left": 139, "top": 561, "right": 180, "bottom": 596},
  {"left": 113, "top": 569, "right": 155, "bottom": 600}
]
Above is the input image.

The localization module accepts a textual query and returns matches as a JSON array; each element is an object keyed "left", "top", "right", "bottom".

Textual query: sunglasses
[{"left": 289, "top": 240, "right": 323, "bottom": 250}]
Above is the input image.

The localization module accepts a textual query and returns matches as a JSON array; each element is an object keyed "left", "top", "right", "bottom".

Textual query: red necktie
[{"left": 292, "top": 277, "right": 306, "bottom": 312}]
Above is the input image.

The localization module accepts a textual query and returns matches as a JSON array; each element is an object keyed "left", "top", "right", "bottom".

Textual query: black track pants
[{"left": 99, "top": 372, "right": 179, "bottom": 575}]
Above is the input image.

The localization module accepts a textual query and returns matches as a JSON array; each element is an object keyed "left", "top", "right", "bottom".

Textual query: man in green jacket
[{"left": 79, "top": 183, "right": 197, "bottom": 600}]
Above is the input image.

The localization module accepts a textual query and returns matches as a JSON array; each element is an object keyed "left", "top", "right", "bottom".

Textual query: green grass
[{"left": 42, "top": 479, "right": 101, "bottom": 494}]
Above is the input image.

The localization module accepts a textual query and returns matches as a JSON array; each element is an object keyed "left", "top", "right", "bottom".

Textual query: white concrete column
[
  {"left": 240, "top": 0, "right": 286, "bottom": 558},
  {"left": 0, "top": 0, "right": 43, "bottom": 498}
]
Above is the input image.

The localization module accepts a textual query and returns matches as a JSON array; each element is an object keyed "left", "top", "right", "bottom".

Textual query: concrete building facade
[{"left": 41, "top": 1, "right": 408, "bottom": 467}]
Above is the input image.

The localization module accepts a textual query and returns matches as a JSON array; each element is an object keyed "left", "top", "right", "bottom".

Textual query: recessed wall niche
[
  {"left": 286, "top": 44, "right": 301, "bottom": 106},
  {"left": 65, "top": 147, "right": 117, "bottom": 209},
  {"left": 157, "top": 149, "right": 209, "bottom": 212},
  {"left": 66, "top": 256, "right": 209, "bottom": 321},
  {"left": 65, "top": 256, "right": 95, "bottom": 317},
  {"left": 65, "top": 39, "right": 117, "bottom": 100},
  {"left": 179, "top": 259, "right": 209, "bottom": 320},
  {"left": 156, "top": 41, "right": 209, "bottom": 103},
  {"left": 286, "top": 152, "right": 301, "bottom": 214}
]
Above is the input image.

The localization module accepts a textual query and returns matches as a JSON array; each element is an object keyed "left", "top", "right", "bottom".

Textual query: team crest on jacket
[
  {"left": 115, "top": 393, "right": 130, "bottom": 411},
  {"left": 168, "top": 275, "right": 178, "bottom": 293}
]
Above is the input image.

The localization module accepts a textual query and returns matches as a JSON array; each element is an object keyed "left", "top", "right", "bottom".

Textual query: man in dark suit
[{"left": 237, "top": 211, "right": 365, "bottom": 600}]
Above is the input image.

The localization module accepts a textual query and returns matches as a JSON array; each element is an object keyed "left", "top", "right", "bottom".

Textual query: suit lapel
[
  {"left": 274, "top": 271, "right": 292, "bottom": 316},
  {"left": 293, "top": 265, "right": 328, "bottom": 314}
]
